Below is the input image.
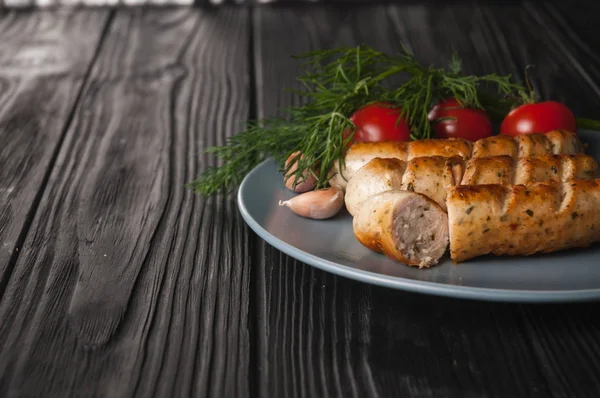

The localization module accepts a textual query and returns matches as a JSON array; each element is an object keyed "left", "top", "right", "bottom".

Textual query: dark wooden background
[{"left": 1, "top": 2, "right": 600, "bottom": 397}]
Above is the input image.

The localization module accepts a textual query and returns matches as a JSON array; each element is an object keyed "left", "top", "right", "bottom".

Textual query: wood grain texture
[
  {"left": 524, "top": 1, "right": 600, "bottom": 118},
  {"left": 254, "top": 4, "right": 600, "bottom": 398},
  {"left": 1, "top": 4, "right": 600, "bottom": 398},
  {"left": 0, "top": 9, "right": 109, "bottom": 288},
  {"left": 0, "top": 8, "right": 252, "bottom": 398}
]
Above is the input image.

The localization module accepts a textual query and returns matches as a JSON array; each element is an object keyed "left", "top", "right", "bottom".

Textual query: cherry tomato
[
  {"left": 500, "top": 101, "right": 577, "bottom": 136},
  {"left": 348, "top": 102, "right": 411, "bottom": 143},
  {"left": 427, "top": 98, "right": 493, "bottom": 141}
]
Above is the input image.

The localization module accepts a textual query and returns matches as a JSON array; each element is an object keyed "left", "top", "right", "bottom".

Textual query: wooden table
[{"left": 1, "top": 2, "right": 600, "bottom": 397}]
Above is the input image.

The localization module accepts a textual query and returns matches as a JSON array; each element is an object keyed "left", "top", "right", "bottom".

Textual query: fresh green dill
[
  {"left": 185, "top": 120, "right": 305, "bottom": 197},
  {"left": 188, "top": 44, "right": 530, "bottom": 197}
]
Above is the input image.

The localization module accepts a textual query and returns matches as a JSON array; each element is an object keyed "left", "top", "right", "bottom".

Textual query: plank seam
[
  {"left": 127, "top": 11, "right": 203, "bottom": 397},
  {"left": 248, "top": 6, "right": 261, "bottom": 398},
  {"left": 0, "top": 10, "right": 116, "bottom": 302}
]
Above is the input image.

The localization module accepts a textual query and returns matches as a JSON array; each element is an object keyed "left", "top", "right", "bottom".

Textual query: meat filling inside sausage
[{"left": 391, "top": 196, "right": 449, "bottom": 267}]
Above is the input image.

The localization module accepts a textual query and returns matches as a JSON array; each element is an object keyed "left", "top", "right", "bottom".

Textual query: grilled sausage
[
  {"left": 470, "top": 129, "right": 583, "bottom": 158},
  {"left": 546, "top": 129, "right": 585, "bottom": 154},
  {"left": 446, "top": 180, "right": 600, "bottom": 262},
  {"left": 407, "top": 138, "right": 472, "bottom": 160},
  {"left": 401, "top": 156, "right": 464, "bottom": 211},
  {"left": 470, "top": 134, "right": 519, "bottom": 158},
  {"left": 353, "top": 190, "right": 449, "bottom": 268},
  {"left": 329, "top": 139, "right": 472, "bottom": 190},
  {"left": 461, "top": 154, "right": 599, "bottom": 185},
  {"left": 328, "top": 142, "right": 408, "bottom": 190},
  {"left": 332, "top": 130, "right": 582, "bottom": 189},
  {"left": 345, "top": 154, "right": 598, "bottom": 215},
  {"left": 344, "top": 158, "right": 407, "bottom": 216}
]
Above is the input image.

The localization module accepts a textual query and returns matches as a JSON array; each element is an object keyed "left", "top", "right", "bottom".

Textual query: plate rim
[{"left": 238, "top": 158, "right": 600, "bottom": 303}]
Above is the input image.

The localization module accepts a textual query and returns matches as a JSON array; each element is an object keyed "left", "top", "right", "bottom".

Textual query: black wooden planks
[
  {"left": 0, "top": 8, "right": 252, "bottom": 398},
  {"left": 1, "top": 3, "right": 600, "bottom": 398},
  {"left": 0, "top": 9, "right": 110, "bottom": 289}
]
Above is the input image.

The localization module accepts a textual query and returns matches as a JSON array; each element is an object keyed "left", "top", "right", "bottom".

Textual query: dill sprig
[
  {"left": 186, "top": 120, "right": 305, "bottom": 197},
  {"left": 382, "top": 53, "right": 527, "bottom": 139},
  {"left": 188, "top": 44, "right": 529, "bottom": 197}
]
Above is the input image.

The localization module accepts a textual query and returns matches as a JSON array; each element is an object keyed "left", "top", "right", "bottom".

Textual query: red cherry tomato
[
  {"left": 427, "top": 98, "right": 493, "bottom": 141},
  {"left": 500, "top": 101, "right": 577, "bottom": 136},
  {"left": 348, "top": 102, "right": 411, "bottom": 143}
]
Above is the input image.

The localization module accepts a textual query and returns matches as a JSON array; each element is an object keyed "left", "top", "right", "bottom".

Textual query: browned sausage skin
[
  {"left": 546, "top": 129, "right": 585, "bottom": 154},
  {"left": 328, "top": 142, "right": 408, "bottom": 190},
  {"left": 345, "top": 156, "right": 464, "bottom": 215},
  {"left": 461, "top": 156, "right": 514, "bottom": 185},
  {"left": 332, "top": 130, "right": 583, "bottom": 189},
  {"left": 345, "top": 154, "right": 598, "bottom": 215},
  {"left": 471, "top": 130, "right": 582, "bottom": 158},
  {"left": 399, "top": 156, "right": 464, "bottom": 211},
  {"left": 447, "top": 180, "right": 600, "bottom": 262},
  {"left": 407, "top": 138, "right": 472, "bottom": 160},
  {"left": 471, "top": 135, "right": 518, "bottom": 158},
  {"left": 461, "top": 154, "right": 599, "bottom": 185},
  {"left": 344, "top": 158, "right": 406, "bottom": 216}
]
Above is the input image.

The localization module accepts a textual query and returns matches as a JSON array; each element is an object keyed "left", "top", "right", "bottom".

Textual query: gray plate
[{"left": 238, "top": 130, "right": 600, "bottom": 302}]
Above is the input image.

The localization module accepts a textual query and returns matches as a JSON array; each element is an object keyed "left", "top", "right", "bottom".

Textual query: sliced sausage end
[{"left": 353, "top": 190, "right": 449, "bottom": 268}]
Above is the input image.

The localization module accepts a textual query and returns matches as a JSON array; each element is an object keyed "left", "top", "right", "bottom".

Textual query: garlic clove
[
  {"left": 279, "top": 186, "right": 344, "bottom": 220},
  {"left": 284, "top": 151, "right": 317, "bottom": 193}
]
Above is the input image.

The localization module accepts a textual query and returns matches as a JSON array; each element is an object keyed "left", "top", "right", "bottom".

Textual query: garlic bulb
[{"left": 283, "top": 152, "right": 317, "bottom": 193}]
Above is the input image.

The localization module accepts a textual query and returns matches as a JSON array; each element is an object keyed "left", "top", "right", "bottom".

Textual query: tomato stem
[
  {"left": 576, "top": 117, "right": 600, "bottom": 131},
  {"left": 524, "top": 65, "right": 538, "bottom": 104}
]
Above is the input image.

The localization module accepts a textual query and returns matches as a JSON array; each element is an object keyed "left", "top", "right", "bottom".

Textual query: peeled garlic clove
[
  {"left": 279, "top": 186, "right": 344, "bottom": 220},
  {"left": 284, "top": 151, "right": 317, "bottom": 193}
]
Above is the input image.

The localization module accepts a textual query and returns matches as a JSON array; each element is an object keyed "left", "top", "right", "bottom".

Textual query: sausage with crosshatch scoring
[
  {"left": 461, "top": 154, "right": 599, "bottom": 185},
  {"left": 446, "top": 180, "right": 600, "bottom": 262},
  {"left": 471, "top": 129, "right": 584, "bottom": 158},
  {"left": 344, "top": 154, "right": 598, "bottom": 216},
  {"left": 345, "top": 156, "right": 462, "bottom": 215},
  {"left": 329, "top": 130, "right": 584, "bottom": 190},
  {"left": 329, "top": 139, "right": 470, "bottom": 190}
]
